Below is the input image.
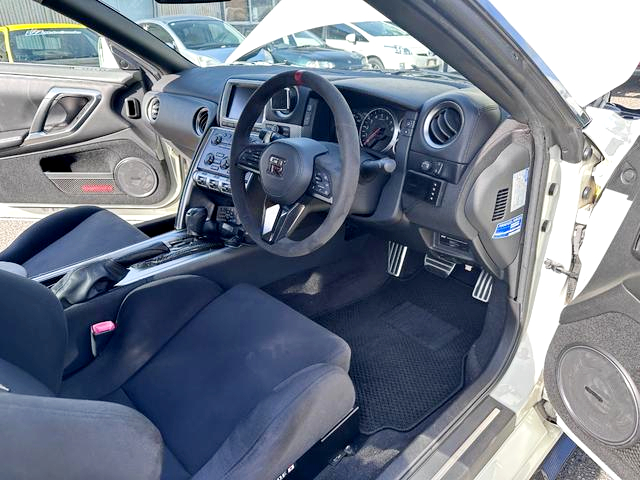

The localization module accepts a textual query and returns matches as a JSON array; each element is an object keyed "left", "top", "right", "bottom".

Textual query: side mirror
[{"left": 345, "top": 33, "right": 357, "bottom": 45}]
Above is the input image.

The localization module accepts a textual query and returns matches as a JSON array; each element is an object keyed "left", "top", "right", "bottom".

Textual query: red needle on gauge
[{"left": 363, "top": 127, "right": 382, "bottom": 147}]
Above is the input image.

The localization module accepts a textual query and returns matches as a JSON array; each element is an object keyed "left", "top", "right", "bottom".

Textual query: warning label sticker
[
  {"left": 511, "top": 168, "right": 528, "bottom": 212},
  {"left": 492, "top": 214, "right": 523, "bottom": 239}
]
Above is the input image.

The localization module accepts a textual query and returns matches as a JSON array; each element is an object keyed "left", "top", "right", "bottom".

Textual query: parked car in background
[
  {"left": 268, "top": 30, "right": 368, "bottom": 70},
  {"left": 138, "top": 15, "right": 264, "bottom": 67},
  {"left": 312, "top": 21, "right": 439, "bottom": 70},
  {"left": 0, "top": 23, "right": 99, "bottom": 66}
]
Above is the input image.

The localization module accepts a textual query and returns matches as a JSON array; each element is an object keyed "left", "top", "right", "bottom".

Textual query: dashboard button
[{"left": 420, "top": 160, "right": 432, "bottom": 172}]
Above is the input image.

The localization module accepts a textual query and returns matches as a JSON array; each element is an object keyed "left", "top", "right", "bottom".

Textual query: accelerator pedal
[
  {"left": 423, "top": 251, "right": 455, "bottom": 278},
  {"left": 387, "top": 242, "right": 408, "bottom": 277},
  {"left": 472, "top": 269, "right": 493, "bottom": 303}
]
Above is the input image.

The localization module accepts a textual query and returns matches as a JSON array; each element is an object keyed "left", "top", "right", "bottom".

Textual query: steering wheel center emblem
[{"left": 267, "top": 155, "right": 286, "bottom": 177}]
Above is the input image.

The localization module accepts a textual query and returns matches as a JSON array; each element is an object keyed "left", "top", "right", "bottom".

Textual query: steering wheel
[{"left": 229, "top": 70, "right": 360, "bottom": 257}]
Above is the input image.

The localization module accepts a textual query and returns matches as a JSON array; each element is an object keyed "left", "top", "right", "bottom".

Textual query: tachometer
[{"left": 359, "top": 108, "right": 398, "bottom": 153}]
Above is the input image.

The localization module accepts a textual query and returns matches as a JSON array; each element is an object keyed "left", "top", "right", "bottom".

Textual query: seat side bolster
[
  {"left": 0, "top": 206, "right": 103, "bottom": 264},
  {"left": 62, "top": 275, "right": 224, "bottom": 399},
  {"left": 0, "top": 393, "right": 163, "bottom": 480},
  {"left": 0, "top": 270, "right": 67, "bottom": 393},
  {"left": 194, "top": 364, "right": 356, "bottom": 480}
]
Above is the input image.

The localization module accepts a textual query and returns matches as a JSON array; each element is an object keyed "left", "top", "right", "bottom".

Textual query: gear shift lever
[{"left": 185, "top": 207, "right": 208, "bottom": 237}]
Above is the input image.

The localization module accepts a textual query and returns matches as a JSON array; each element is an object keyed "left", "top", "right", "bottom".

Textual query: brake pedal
[
  {"left": 472, "top": 270, "right": 493, "bottom": 303},
  {"left": 387, "top": 242, "right": 408, "bottom": 277},
  {"left": 424, "top": 251, "right": 455, "bottom": 278}
]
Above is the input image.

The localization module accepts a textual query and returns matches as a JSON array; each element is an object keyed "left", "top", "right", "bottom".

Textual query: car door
[
  {"left": 543, "top": 137, "right": 640, "bottom": 479},
  {"left": 0, "top": 24, "right": 182, "bottom": 223}
]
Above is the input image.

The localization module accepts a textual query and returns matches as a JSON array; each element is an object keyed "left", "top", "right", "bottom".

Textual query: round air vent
[
  {"left": 194, "top": 108, "right": 209, "bottom": 136},
  {"left": 147, "top": 97, "right": 160, "bottom": 122},
  {"left": 424, "top": 101, "right": 463, "bottom": 148}
]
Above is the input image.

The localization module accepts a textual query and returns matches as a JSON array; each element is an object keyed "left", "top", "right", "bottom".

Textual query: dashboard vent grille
[
  {"left": 492, "top": 188, "right": 509, "bottom": 221},
  {"left": 426, "top": 102, "right": 463, "bottom": 147},
  {"left": 194, "top": 108, "right": 209, "bottom": 136},
  {"left": 147, "top": 97, "right": 160, "bottom": 121}
]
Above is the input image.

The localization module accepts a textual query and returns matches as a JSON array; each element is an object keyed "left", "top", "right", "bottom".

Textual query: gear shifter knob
[{"left": 185, "top": 207, "right": 208, "bottom": 237}]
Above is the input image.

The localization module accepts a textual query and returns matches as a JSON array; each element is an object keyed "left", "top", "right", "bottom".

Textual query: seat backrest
[
  {"left": 0, "top": 270, "right": 164, "bottom": 480},
  {"left": 0, "top": 269, "right": 67, "bottom": 393}
]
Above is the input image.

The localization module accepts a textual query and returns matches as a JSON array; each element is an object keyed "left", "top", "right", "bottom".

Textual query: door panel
[
  {"left": 0, "top": 63, "right": 180, "bottom": 216},
  {"left": 544, "top": 138, "right": 640, "bottom": 479}
]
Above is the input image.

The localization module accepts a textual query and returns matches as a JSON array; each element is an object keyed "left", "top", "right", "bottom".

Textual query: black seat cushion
[
  {"left": 0, "top": 206, "right": 148, "bottom": 277},
  {"left": 0, "top": 273, "right": 353, "bottom": 480},
  {"left": 63, "top": 279, "right": 354, "bottom": 478},
  {"left": 0, "top": 272, "right": 355, "bottom": 479}
]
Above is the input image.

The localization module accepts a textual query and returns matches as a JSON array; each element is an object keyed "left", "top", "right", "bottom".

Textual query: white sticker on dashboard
[{"left": 511, "top": 167, "right": 528, "bottom": 212}]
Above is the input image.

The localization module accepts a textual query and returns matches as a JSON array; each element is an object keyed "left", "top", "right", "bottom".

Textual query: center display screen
[{"left": 226, "top": 85, "right": 263, "bottom": 122}]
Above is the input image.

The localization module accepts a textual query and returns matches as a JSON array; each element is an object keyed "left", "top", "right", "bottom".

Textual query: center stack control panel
[{"left": 192, "top": 127, "right": 260, "bottom": 195}]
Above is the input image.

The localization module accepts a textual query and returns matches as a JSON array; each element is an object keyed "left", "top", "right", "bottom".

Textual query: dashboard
[{"left": 145, "top": 66, "right": 532, "bottom": 276}]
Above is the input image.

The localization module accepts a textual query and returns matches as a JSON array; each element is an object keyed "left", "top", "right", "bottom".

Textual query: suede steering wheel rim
[{"left": 229, "top": 70, "right": 360, "bottom": 257}]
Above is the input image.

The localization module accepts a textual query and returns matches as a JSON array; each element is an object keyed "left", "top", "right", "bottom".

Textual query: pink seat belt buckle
[
  {"left": 91, "top": 321, "right": 116, "bottom": 356},
  {"left": 91, "top": 321, "right": 116, "bottom": 336}
]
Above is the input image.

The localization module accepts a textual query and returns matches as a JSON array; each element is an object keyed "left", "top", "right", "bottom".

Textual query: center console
[
  {"left": 36, "top": 79, "right": 308, "bottom": 294},
  {"left": 191, "top": 126, "right": 261, "bottom": 198}
]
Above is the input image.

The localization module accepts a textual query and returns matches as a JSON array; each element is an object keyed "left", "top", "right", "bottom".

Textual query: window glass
[
  {"left": 326, "top": 24, "right": 356, "bottom": 41},
  {"left": 142, "top": 24, "right": 174, "bottom": 44},
  {"left": 8, "top": 27, "right": 100, "bottom": 66},
  {"left": 291, "top": 31, "right": 323, "bottom": 47},
  {"left": 168, "top": 19, "right": 243, "bottom": 50},
  {"left": 353, "top": 21, "right": 408, "bottom": 37}
]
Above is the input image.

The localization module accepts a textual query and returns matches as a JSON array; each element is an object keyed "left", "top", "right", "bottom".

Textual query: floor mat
[
  {"left": 314, "top": 271, "right": 487, "bottom": 434},
  {"left": 264, "top": 237, "right": 388, "bottom": 319}
]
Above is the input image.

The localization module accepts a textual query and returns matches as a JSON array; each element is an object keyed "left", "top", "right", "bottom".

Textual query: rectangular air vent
[{"left": 491, "top": 188, "right": 509, "bottom": 221}]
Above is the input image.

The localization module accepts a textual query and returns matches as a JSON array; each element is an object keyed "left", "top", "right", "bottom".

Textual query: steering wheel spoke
[
  {"left": 229, "top": 70, "right": 360, "bottom": 257},
  {"left": 308, "top": 148, "right": 342, "bottom": 204},
  {"left": 261, "top": 198, "right": 310, "bottom": 244},
  {"left": 236, "top": 143, "right": 266, "bottom": 174}
]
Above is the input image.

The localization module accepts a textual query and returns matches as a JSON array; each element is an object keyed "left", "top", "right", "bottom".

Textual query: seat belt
[{"left": 90, "top": 321, "right": 117, "bottom": 357}]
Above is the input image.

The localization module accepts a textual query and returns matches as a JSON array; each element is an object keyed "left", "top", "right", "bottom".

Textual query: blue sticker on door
[{"left": 492, "top": 214, "right": 523, "bottom": 239}]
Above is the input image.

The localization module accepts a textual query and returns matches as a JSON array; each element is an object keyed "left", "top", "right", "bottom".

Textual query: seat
[
  {"left": 0, "top": 271, "right": 355, "bottom": 480},
  {"left": 0, "top": 206, "right": 148, "bottom": 277}
]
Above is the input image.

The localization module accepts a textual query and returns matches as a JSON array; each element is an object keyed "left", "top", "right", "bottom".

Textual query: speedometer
[{"left": 359, "top": 108, "right": 398, "bottom": 153}]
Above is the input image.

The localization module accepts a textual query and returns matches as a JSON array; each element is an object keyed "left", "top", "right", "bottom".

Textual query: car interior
[{"left": 0, "top": 3, "right": 533, "bottom": 480}]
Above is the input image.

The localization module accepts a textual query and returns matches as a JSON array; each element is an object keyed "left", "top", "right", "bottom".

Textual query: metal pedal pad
[
  {"left": 472, "top": 269, "right": 493, "bottom": 303},
  {"left": 424, "top": 251, "right": 455, "bottom": 278},
  {"left": 387, "top": 242, "right": 408, "bottom": 277}
]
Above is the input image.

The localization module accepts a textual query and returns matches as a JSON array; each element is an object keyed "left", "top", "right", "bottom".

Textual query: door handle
[
  {"left": 0, "top": 131, "right": 27, "bottom": 151},
  {"left": 25, "top": 87, "right": 102, "bottom": 146}
]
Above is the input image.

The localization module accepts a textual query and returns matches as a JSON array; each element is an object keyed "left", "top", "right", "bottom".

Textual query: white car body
[{"left": 318, "top": 22, "right": 440, "bottom": 70}]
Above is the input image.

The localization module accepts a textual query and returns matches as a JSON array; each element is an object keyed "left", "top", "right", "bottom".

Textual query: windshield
[
  {"left": 169, "top": 19, "right": 243, "bottom": 50},
  {"left": 96, "top": 0, "right": 454, "bottom": 75},
  {"left": 353, "top": 21, "right": 407, "bottom": 37},
  {"left": 8, "top": 27, "right": 99, "bottom": 65}
]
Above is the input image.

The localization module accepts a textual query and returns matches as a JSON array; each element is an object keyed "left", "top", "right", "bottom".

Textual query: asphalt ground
[{"left": 0, "top": 219, "right": 34, "bottom": 251}]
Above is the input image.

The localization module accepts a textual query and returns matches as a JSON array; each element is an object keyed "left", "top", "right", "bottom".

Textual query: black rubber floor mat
[{"left": 315, "top": 271, "right": 486, "bottom": 434}]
